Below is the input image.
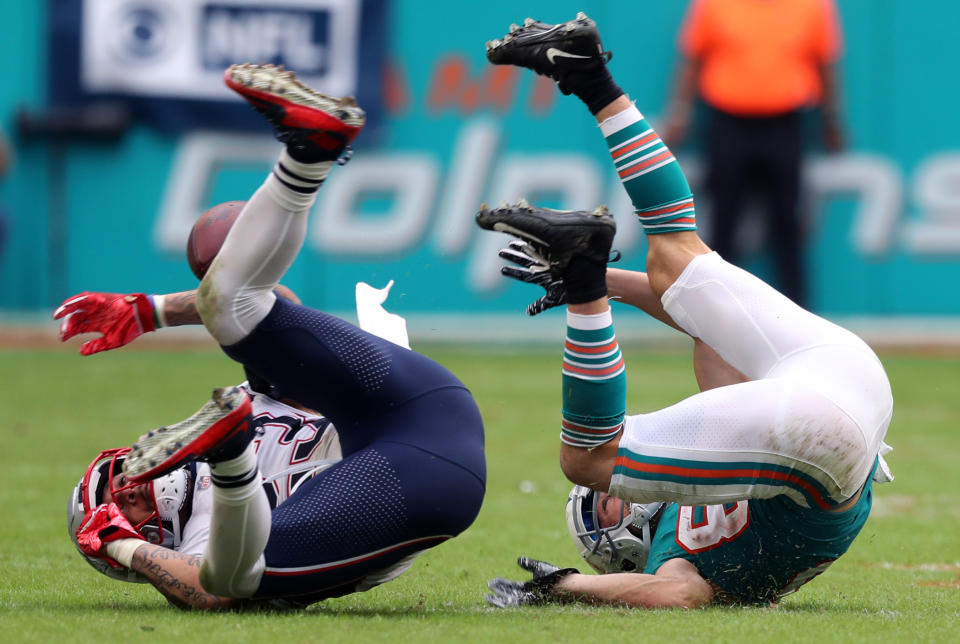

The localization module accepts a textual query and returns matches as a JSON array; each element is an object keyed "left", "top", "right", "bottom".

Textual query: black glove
[
  {"left": 498, "top": 241, "right": 567, "bottom": 316},
  {"left": 485, "top": 556, "right": 580, "bottom": 608}
]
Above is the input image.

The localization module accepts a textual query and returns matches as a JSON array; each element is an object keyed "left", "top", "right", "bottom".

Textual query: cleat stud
[
  {"left": 147, "top": 431, "right": 154, "bottom": 438},
  {"left": 509, "top": 23, "right": 519, "bottom": 33},
  {"left": 524, "top": 17, "right": 535, "bottom": 26},
  {"left": 576, "top": 11, "right": 587, "bottom": 20}
]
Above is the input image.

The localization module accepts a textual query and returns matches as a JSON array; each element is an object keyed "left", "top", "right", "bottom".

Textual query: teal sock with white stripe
[
  {"left": 561, "top": 309, "right": 626, "bottom": 447},
  {"left": 601, "top": 104, "right": 697, "bottom": 234}
]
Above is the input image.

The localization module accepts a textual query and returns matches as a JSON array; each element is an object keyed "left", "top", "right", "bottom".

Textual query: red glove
[
  {"left": 54, "top": 292, "right": 157, "bottom": 356},
  {"left": 75, "top": 503, "right": 146, "bottom": 566}
]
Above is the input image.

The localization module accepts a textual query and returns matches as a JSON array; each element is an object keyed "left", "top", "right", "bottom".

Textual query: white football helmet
[
  {"left": 566, "top": 485, "right": 664, "bottom": 573},
  {"left": 67, "top": 447, "right": 196, "bottom": 582}
]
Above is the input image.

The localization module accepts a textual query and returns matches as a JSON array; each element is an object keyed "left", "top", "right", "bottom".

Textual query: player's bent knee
[
  {"left": 560, "top": 442, "right": 616, "bottom": 491},
  {"left": 199, "top": 557, "right": 263, "bottom": 599},
  {"left": 675, "top": 578, "right": 714, "bottom": 609},
  {"left": 195, "top": 275, "right": 275, "bottom": 346}
]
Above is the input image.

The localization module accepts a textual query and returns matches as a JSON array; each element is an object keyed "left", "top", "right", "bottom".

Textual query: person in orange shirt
[{"left": 664, "top": 0, "right": 845, "bottom": 307}]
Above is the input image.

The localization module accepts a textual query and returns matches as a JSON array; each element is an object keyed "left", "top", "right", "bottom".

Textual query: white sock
[
  {"left": 567, "top": 308, "right": 614, "bottom": 330},
  {"left": 198, "top": 444, "right": 270, "bottom": 597}
]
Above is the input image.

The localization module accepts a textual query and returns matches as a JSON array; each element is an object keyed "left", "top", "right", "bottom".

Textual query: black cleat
[
  {"left": 476, "top": 199, "right": 616, "bottom": 270},
  {"left": 485, "top": 12, "right": 611, "bottom": 95}
]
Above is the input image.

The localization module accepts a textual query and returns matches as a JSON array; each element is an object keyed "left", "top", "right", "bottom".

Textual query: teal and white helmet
[{"left": 565, "top": 485, "right": 664, "bottom": 573}]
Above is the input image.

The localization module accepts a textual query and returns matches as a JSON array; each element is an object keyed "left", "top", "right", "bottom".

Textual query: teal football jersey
[{"left": 644, "top": 479, "right": 873, "bottom": 603}]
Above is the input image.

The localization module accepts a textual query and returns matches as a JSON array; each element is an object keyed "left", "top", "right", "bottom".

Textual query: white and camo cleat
[
  {"left": 122, "top": 386, "right": 253, "bottom": 483},
  {"left": 224, "top": 62, "right": 366, "bottom": 161}
]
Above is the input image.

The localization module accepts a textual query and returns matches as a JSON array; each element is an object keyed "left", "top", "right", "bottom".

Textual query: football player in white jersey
[
  {"left": 477, "top": 14, "right": 893, "bottom": 607},
  {"left": 68, "top": 378, "right": 341, "bottom": 590},
  {"left": 59, "top": 64, "right": 486, "bottom": 609}
]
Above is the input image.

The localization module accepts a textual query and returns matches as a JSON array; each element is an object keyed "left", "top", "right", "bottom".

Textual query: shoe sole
[
  {"left": 123, "top": 387, "right": 252, "bottom": 483},
  {"left": 486, "top": 12, "right": 600, "bottom": 62},
  {"left": 477, "top": 202, "right": 615, "bottom": 266},
  {"left": 477, "top": 203, "right": 615, "bottom": 240},
  {"left": 224, "top": 63, "right": 365, "bottom": 139}
]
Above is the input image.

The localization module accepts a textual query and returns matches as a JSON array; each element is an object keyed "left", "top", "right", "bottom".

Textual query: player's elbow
[
  {"left": 165, "top": 594, "right": 237, "bottom": 612},
  {"left": 665, "top": 576, "right": 714, "bottom": 609},
  {"left": 673, "top": 583, "right": 713, "bottom": 609}
]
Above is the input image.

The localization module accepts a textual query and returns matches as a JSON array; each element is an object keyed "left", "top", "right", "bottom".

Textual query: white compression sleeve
[
  {"left": 197, "top": 151, "right": 333, "bottom": 345},
  {"left": 198, "top": 445, "right": 271, "bottom": 598}
]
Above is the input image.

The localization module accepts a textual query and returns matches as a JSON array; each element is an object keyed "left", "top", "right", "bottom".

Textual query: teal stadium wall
[{"left": 1, "top": 0, "right": 959, "bottom": 319}]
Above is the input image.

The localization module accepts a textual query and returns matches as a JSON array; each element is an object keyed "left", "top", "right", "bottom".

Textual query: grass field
[{"left": 1, "top": 343, "right": 957, "bottom": 642}]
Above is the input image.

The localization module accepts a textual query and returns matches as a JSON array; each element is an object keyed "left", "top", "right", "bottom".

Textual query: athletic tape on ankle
[{"left": 278, "top": 149, "right": 333, "bottom": 181}]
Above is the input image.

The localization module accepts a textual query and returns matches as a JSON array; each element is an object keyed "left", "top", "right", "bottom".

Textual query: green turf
[{"left": 1, "top": 346, "right": 957, "bottom": 642}]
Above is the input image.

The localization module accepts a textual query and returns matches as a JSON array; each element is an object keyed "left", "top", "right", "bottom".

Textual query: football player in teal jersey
[{"left": 478, "top": 13, "right": 893, "bottom": 607}]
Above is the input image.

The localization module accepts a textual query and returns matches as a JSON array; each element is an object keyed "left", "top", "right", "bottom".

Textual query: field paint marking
[{"left": 868, "top": 562, "right": 960, "bottom": 571}]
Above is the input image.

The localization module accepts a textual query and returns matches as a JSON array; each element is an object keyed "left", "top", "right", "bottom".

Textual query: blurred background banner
[
  {"left": 47, "top": 0, "right": 386, "bottom": 131},
  {"left": 1, "top": 0, "right": 959, "bottom": 331}
]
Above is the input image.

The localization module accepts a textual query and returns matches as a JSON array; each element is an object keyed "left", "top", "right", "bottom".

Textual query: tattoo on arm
[
  {"left": 161, "top": 291, "right": 202, "bottom": 327},
  {"left": 160, "top": 283, "right": 297, "bottom": 328},
  {"left": 132, "top": 547, "right": 235, "bottom": 611}
]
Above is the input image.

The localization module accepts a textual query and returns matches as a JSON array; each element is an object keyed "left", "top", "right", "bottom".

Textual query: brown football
[{"left": 186, "top": 200, "right": 246, "bottom": 279}]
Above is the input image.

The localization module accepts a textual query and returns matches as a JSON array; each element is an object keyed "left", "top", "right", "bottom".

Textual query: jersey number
[{"left": 675, "top": 502, "right": 750, "bottom": 553}]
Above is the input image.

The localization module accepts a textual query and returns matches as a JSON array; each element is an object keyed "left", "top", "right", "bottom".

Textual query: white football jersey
[
  {"left": 176, "top": 383, "right": 342, "bottom": 556},
  {"left": 245, "top": 385, "right": 342, "bottom": 507}
]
